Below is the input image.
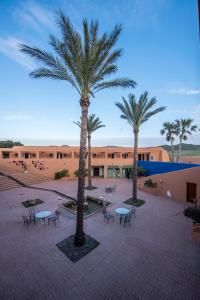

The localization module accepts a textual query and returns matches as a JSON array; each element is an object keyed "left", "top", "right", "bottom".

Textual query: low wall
[{"left": 140, "top": 166, "right": 200, "bottom": 205}]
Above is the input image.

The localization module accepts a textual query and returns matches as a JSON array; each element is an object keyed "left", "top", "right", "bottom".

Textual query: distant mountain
[
  {"left": 104, "top": 145, "right": 120, "bottom": 147},
  {"left": 160, "top": 143, "right": 200, "bottom": 151}
]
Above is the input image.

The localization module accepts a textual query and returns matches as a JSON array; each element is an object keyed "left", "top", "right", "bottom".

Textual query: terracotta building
[{"left": 0, "top": 146, "right": 169, "bottom": 178}]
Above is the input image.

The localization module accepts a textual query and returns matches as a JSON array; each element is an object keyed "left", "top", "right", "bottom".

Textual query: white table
[
  {"left": 115, "top": 208, "right": 129, "bottom": 215},
  {"left": 35, "top": 211, "right": 52, "bottom": 226},
  {"left": 115, "top": 208, "right": 129, "bottom": 224}
]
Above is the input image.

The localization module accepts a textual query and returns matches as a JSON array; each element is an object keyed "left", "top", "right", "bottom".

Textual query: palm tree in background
[
  {"left": 116, "top": 92, "right": 165, "bottom": 201},
  {"left": 160, "top": 122, "right": 177, "bottom": 162},
  {"left": 175, "top": 118, "right": 198, "bottom": 162},
  {"left": 74, "top": 114, "right": 105, "bottom": 188},
  {"left": 20, "top": 10, "right": 136, "bottom": 246}
]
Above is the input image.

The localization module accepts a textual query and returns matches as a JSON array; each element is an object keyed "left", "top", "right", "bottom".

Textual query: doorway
[
  {"left": 93, "top": 167, "right": 100, "bottom": 176},
  {"left": 107, "top": 167, "right": 120, "bottom": 178},
  {"left": 186, "top": 182, "right": 196, "bottom": 203}
]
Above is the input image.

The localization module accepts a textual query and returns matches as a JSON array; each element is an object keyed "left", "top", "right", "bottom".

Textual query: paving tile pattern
[{"left": 0, "top": 178, "right": 199, "bottom": 300}]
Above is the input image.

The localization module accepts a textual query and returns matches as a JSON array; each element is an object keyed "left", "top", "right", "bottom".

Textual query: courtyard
[{"left": 0, "top": 178, "right": 200, "bottom": 300}]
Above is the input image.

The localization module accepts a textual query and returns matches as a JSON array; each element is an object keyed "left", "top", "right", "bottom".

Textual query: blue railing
[{"left": 137, "top": 160, "right": 200, "bottom": 176}]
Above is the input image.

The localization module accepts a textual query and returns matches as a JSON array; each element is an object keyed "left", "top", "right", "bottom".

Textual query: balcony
[
  {"left": 107, "top": 152, "right": 121, "bottom": 159},
  {"left": 92, "top": 152, "right": 106, "bottom": 159},
  {"left": 122, "top": 152, "right": 133, "bottom": 159}
]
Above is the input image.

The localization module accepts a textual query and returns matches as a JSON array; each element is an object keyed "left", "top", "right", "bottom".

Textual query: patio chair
[
  {"left": 28, "top": 208, "right": 37, "bottom": 224},
  {"left": 166, "top": 190, "right": 173, "bottom": 200},
  {"left": 55, "top": 210, "right": 60, "bottom": 221},
  {"left": 30, "top": 214, "right": 37, "bottom": 225},
  {"left": 111, "top": 185, "right": 116, "bottom": 192},
  {"left": 105, "top": 187, "right": 112, "bottom": 194},
  {"left": 22, "top": 216, "right": 31, "bottom": 228},
  {"left": 104, "top": 212, "right": 114, "bottom": 223},
  {"left": 129, "top": 207, "right": 136, "bottom": 217},
  {"left": 28, "top": 207, "right": 35, "bottom": 217},
  {"left": 48, "top": 214, "right": 59, "bottom": 226},
  {"left": 122, "top": 214, "right": 131, "bottom": 227},
  {"left": 101, "top": 200, "right": 107, "bottom": 214}
]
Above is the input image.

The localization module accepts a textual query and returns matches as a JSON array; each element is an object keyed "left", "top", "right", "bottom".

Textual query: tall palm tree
[
  {"left": 74, "top": 114, "right": 105, "bottom": 188},
  {"left": 116, "top": 92, "right": 165, "bottom": 201},
  {"left": 175, "top": 118, "right": 198, "bottom": 162},
  {"left": 19, "top": 11, "right": 136, "bottom": 246},
  {"left": 160, "top": 122, "right": 177, "bottom": 162}
]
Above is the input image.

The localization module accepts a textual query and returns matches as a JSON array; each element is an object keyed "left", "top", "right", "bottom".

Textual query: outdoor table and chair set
[
  {"left": 103, "top": 206, "right": 136, "bottom": 227},
  {"left": 22, "top": 208, "right": 60, "bottom": 228}
]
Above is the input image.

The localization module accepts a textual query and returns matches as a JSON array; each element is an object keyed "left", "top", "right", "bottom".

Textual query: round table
[
  {"left": 115, "top": 208, "right": 129, "bottom": 215},
  {"left": 35, "top": 211, "right": 52, "bottom": 226},
  {"left": 115, "top": 208, "right": 129, "bottom": 224}
]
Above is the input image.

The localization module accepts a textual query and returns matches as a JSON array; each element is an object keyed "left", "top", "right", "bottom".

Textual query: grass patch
[
  {"left": 168, "top": 150, "right": 200, "bottom": 157},
  {"left": 85, "top": 186, "right": 98, "bottom": 190},
  {"left": 21, "top": 199, "right": 44, "bottom": 208},
  {"left": 124, "top": 198, "right": 146, "bottom": 207},
  {"left": 56, "top": 234, "right": 99, "bottom": 263}
]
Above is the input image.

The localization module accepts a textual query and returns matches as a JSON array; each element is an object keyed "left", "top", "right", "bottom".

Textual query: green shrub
[
  {"left": 144, "top": 179, "right": 157, "bottom": 188},
  {"left": 137, "top": 166, "right": 147, "bottom": 177},
  {"left": 55, "top": 169, "right": 69, "bottom": 180},
  {"left": 74, "top": 169, "right": 88, "bottom": 177},
  {"left": 184, "top": 207, "right": 200, "bottom": 222}
]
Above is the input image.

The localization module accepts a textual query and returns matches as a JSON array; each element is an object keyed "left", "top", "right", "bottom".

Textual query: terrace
[
  {"left": 106, "top": 152, "right": 121, "bottom": 159},
  {"left": 92, "top": 152, "right": 106, "bottom": 159},
  {"left": 0, "top": 178, "right": 199, "bottom": 299}
]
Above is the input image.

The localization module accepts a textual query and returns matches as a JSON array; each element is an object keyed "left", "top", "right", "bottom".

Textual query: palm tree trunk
[
  {"left": 74, "top": 97, "right": 89, "bottom": 246},
  {"left": 132, "top": 130, "right": 138, "bottom": 200},
  {"left": 88, "top": 135, "right": 92, "bottom": 187},
  {"left": 171, "top": 140, "right": 175, "bottom": 162},
  {"left": 178, "top": 139, "right": 182, "bottom": 162}
]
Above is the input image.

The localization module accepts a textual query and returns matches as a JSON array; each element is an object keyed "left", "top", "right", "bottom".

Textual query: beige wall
[{"left": 140, "top": 166, "right": 200, "bottom": 205}]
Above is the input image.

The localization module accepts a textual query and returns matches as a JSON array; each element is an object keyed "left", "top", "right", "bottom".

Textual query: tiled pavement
[{"left": 0, "top": 178, "right": 199, "bottom": 300}]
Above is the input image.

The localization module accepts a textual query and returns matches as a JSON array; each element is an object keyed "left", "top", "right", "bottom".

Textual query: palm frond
[
  {"left": 73, "top": 120, "right": 81, "bottom": 128},
  {"left": 116, "top": 92, "right": 165, "bottom": 131},
  {"left": 74, "top": 114, "right": 105, "bottom": 135},
  {"left": 19, "top": 10, "right": 135, "bottom": 98},
  {"left": 93, "top": 78, "right": 136, "bottom": 93}
]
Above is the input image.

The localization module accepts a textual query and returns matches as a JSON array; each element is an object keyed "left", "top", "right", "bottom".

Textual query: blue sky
[{"left": 0, "top": 0, "right": 200, "bottom": 146}]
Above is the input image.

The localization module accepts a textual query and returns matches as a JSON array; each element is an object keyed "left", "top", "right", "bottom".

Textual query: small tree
[
  {"left": 160, "top": 122, "right": 177, "bottom": 162},
  {"left": 74, "top": 114, "right": 105, "bottom": 187},
  {"left": 116, "top": 92, "right": 165, "bottom": 201},
  {"left": 175, "top": 119, "right": 198, "bottom": 162}
]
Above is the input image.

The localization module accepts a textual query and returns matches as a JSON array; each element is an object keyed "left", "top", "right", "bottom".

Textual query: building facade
[{"left": 0, "top": 146, "right": 169, "bottom": 178}]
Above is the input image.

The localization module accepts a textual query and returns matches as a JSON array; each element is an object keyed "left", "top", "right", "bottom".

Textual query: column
[{"left": 104, "top": 166, "right": 107, "bottom": 178}]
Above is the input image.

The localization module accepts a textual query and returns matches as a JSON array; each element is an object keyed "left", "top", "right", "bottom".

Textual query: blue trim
[{"left": 137, "top": 161, "right": 200, "bottom": 176}]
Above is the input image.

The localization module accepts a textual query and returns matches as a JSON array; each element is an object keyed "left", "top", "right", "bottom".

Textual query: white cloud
[
  {"left": 0, "top": 36, "right": 36, "bottom": 70},
  {"left": 154, "top": 87, "right": 200, "bottom": 96},
  {"left": 13, "top": 0, "right": 55, "bottom": 31},
  {"left": 168, "top": 88, "right": 200, "bottom": 95},
  {"left": 1, "top": 114, "right": 33, "bottom": 121}
]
